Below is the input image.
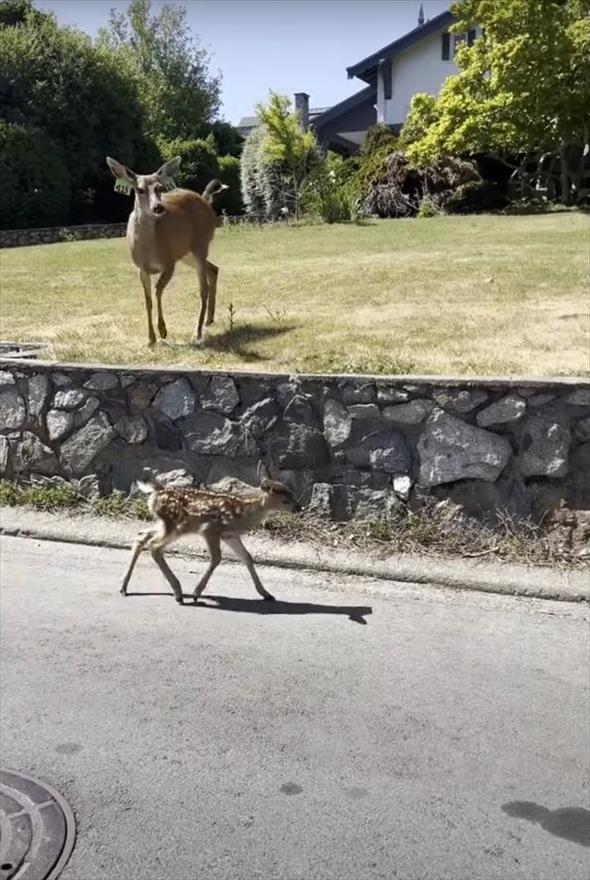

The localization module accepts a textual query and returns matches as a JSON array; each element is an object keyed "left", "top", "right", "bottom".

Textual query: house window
[{"left": 442, "top": 29, "right": 476, "bottom": 60}]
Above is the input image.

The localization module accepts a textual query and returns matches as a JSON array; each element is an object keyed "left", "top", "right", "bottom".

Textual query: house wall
[{"left": 385, "top": 27, "right": 457, "bottom": 127}]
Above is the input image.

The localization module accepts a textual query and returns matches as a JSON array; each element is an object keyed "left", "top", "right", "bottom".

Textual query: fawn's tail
[{"left": 136, "top": 472, "right": 164, "bottom": 494}]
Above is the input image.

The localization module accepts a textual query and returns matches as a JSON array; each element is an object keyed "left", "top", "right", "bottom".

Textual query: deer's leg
[
  {"left": 140, "top": 270, "right": 156, "bottom": 347},
  {"left": 192, "top": 528, "right": 222, "bottom": 600},
  {"left": 120, "top": 527, "right": 156, "bottom": 595},
  {"left": 205, "top": 261, "right": 219, "bottom": 326},
  {"left": 150, "top": 546, "right": 184, "bottom": 604},
  {"left": 190, "top": 253, "right": 209, "bottom": 346},
  {"left": 222, "top": 536, "right": 275, "bottom": 601},
  {"left": 155, "top": 265, "right": 175, "bottom": 340}
]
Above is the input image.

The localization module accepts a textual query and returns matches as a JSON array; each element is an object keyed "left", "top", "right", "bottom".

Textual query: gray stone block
[
  {"left": 383, "top": 399, "right": 434, "bottom": 425},
  {"left": 201, "top": 376, "right": 240, "bottom": 414},
  {"left": 323, "top": 399, "right": 352, "bottom": 447},
  {"left": 60, "top": 412, "right": 115, "bottom": 474},
  {"left": 432, "top": 389, "right": 488, "bottom": 413},
  {"left": 115, "top": 415, "right": 148, "bottom": 444},
  {"left": 47, "top": 409, "right": 74, "bottom": 441},
  {"left": 418, "top": 409, "right": 511, "bottom": 486},
  {"left": 476, "top": 394, "right": 526, "bottom": 427},
  {"left": 84, "top": 372, "right": 119, "bottom": 391},
  {"left": 27, "top": 374, "right": 49, "bottom": 418},
  {"left": 53, "top": 388, "right": 86, "bottom": 410},
  {"left": 152, "top": 378, "right": 198, "bottom": 420},
  {"left": 0, "top": 386, "right": 26, "bottom": 430},
  {"left": 519, "top": 414, "right": 570, "bottom": 478},
  {"left": 15, "top": 432, "right": 57, "bottom": 474}
]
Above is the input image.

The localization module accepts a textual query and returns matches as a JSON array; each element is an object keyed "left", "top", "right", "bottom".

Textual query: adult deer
[
  {"left": 106, "top": 156, "right": 226, "bottom": 346},
  {"left": 120, "top": 465, "right": 300, "bottom": 605}
]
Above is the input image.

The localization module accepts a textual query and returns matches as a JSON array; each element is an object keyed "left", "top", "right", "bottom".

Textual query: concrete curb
[{"left": 1, "top": 506, "right": 588, "bottom": 603}]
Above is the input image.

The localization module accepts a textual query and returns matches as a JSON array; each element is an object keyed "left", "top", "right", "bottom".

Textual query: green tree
[
  {"left": 97, "top": 0, "right": 221, "bottom": 142},
  {"left": 0, "top": 120, "right": 70, "bottom": 228},
  {"left": 401, "top": 0, "right": 590, "bottom": 203},
  {"left": 240, "top": 125, "right": 285, "bottom": 220},
  {"left": 256, "top": 92, "right": 317, "bottom": 219},
  {"left": 0, "top": 7, "right": 158, "bottom": 225},
  {"left": 0, "top": 0, "right": 50, "bottom": 28}
]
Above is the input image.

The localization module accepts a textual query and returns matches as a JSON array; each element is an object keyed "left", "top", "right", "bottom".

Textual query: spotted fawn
[{"left": 120, "top": 466, "right": 300, "bottom": 605}]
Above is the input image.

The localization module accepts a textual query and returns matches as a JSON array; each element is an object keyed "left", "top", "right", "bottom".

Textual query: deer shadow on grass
[
  {"left": 207, "top": 321, "right": 298, "bottom": 359},
  {"left": 189, "top": 594, "right": 373, "bottom": 625},
  {"left": 166, "top": 321, "right": 298, "bottom": 362}
]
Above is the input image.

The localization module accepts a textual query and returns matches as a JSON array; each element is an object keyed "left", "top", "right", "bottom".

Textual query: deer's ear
[
  {"left": 106, "top": 156, "right": 136, "bottom": 182},
  {"left": 156, "top": 156, "right": 181, "bottom": 180}
]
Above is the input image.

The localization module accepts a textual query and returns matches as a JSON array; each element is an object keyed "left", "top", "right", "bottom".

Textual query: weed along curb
[{"left": 1, "top": 507, "right": 588, "bottom": 603}]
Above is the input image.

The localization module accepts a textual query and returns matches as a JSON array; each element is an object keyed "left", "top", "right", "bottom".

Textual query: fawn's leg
[
  {"left": 120, "top": 528, "right": 156, "bottom": 595},
  {"left": 139, "top": 270, "right": 156, "bottom": 347},
  {"left": 205, "top": 261, "right": 218, "bottom": 326},
  {"left": 223, "top": 536, "right": 275, "bottom": 601},
  {"left": 190, "top": 252, "right": 209, "bottom": 346},
  {"left": 155, "top": 265, "right": 175, "bottom": 340},
  {"left": 150, "top": 546, "right": 184, "bottom": 604},
  {"left": 192, "top": 528, "right": 222, "bottom": 600}
]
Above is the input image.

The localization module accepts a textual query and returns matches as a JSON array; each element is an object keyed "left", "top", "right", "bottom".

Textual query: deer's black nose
[{"left": 153, "top": 203, "right": 165, "bottom": 215}]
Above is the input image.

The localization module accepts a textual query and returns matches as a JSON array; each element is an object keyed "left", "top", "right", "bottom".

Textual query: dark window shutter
[
  {"left": 384, "top": 60, "right": 392, "bottom": 100},
  {"left": 441, "top": 32, "right": 450, "bottom": 60},
  {"left": 468, "top": 28, "right": 476, "bottom": 46}
]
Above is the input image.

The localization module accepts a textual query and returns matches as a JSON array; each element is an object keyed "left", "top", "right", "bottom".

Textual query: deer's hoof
[
  {"left": 119, "top": 588, "right": 128, "bottom": 597},
  {"left": 158, "top": 325, "right": 167, "bottom": 339},
  {"left": 264, "top": 594, "right": 276, "bottom": 602},
  {"left": 175, "top": 596, "right": 185, "bottom": 605},
  {"left": 148, "top": 338, "right": 156, "bottom": 348}
]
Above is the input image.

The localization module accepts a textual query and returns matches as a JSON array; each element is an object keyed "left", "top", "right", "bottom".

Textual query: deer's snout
[{"left": 152, "top": 202, "right": 165, "bottom": 215}]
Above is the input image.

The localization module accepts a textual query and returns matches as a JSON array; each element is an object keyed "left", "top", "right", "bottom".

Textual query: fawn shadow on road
[
  {"left": 122, "top": 591, "right": 372, "bottom": 625},
  {"left": 502, "top": 801, "right": 590, "bottom": 847},
  {"left": 192, "top": 594, "right": 373, "bottom": 625}
]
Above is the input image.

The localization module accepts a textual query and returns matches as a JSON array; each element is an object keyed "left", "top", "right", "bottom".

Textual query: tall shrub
[{"left": 0, "top": 121, "right": 70, "bottom": 228}]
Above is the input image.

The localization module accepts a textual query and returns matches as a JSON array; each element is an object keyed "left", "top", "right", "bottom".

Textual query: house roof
[
  {"left": 312, "top": 85, "right": 375, "bottom": 129},
  {"left": 237, "top": 115, "right": 259, "bottom": 129},
  {"left": 346, "top": 9, "right": 454, "bottom": 84},
  {"left": 237, "top": 107, "right": 330, "bottom": 131}
]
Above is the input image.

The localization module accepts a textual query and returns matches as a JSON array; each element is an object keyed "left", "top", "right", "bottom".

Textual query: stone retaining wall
[
  {"left": 0, "top": 359, "right": 588, "bottom": 520},
  {"left": 0, "top": 224, "right": 126, "bottom": 249}
]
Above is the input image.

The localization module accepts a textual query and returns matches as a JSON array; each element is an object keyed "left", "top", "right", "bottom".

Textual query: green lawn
[{"left": 1, "top": 213, "right": 588, "bottom": 376}]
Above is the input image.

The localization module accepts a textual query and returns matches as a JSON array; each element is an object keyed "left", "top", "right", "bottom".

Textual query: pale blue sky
[{"left": 37, "top": 0, "right": 450, "bottom": 124}]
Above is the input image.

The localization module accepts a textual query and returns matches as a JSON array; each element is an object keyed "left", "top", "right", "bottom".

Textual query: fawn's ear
[{"left": 106, "top": 157, "right": 136, "bottom": 183}]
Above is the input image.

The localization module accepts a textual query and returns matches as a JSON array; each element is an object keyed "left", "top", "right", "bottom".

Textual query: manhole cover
[{"left": 0, "top": 770, "right": 76, "bottom": 880}]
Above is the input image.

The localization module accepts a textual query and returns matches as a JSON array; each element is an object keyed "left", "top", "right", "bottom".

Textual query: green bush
[
  {"left": 158, "top": 135, "right": 218, "bottom": 190},
  {"left": 158, "top": 136, "right": 244, "bottom": 214},
  {"left": 216, "top": 154, "right": 243, "bottom": 215},
  {"left": 240, "top": 125, "right": 285, "bottom": 220},
  {"left": 417, "top": 195, "right": 444, "bottom": 218},
  {"left": 446, "top": 179, "right": 509, "bottom": 214},
  {"left": 301, "top": 151, "right": 354, "bottom": 223},
  {"left": 348, "top": 125, "right": 400, "bottom": 202},
  {"left": 0, "top": 121, "right": 71, "bottom": 228}
]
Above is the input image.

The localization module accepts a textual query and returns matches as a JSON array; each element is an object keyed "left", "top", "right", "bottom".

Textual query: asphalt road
[{"left": 1, "top": 535, "right": 589, "bottom": 880}]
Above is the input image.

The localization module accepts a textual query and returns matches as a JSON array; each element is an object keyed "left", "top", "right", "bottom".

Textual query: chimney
[
  {"left": 294, "top": 92, "right": 310, "bottom": 130},
  {"left": 418, "top": 2, "right": 425, "bottom": 25}
]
